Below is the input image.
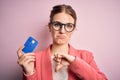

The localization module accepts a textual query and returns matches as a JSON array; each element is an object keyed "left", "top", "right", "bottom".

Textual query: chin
[
  {"left": 55, "top": 40, "right": 68, "bottom": 45},
  {"left": 57, "top": 43, "right": 66, "bottom": 45}
]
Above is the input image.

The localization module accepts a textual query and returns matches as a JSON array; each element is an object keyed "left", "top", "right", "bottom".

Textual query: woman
[{"left": 17, "top": 4, "right": 107, "bottom": 80}]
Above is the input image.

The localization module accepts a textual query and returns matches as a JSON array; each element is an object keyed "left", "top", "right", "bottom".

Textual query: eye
[
  {"left": 53, "top": 22, "right": 61, "bottom": 27},
  {"left": 65, "top": 23, "right": 75, "bottom": 32},
  {"left": 66, "top": 23, "right": 74, "bottom": 29},
  {"left": 52, "top": 22, "right": 61, "bottom": 30}
]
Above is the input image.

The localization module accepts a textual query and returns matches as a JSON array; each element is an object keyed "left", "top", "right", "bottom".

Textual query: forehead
[{"left": 52, "top": 12, "right": 74, "bottom": 24}]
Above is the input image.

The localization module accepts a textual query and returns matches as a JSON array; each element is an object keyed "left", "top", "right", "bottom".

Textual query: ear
[{"left": 48, "top": 23, "right": 51, "bottom": 32}]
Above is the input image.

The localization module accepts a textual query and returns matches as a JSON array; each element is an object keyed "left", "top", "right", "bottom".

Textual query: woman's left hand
[{"left": 53, "top": 53, "right": 75, "bottom": 72}]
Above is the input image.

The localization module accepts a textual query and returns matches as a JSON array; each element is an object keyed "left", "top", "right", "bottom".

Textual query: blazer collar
[{"left": 41, "top": 44, "right": 77, "bottom": 80}]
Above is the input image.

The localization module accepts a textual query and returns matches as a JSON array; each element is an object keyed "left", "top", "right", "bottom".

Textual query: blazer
[{"left": 23, "top": 45, "right": 107, "bottom": 80}]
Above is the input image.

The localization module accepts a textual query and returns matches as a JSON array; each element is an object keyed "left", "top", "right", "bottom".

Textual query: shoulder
[
  {"left": 35, "top": 48, "right": 47, "bottom": 57},
  {"left": 34, "top": 46, "right": 50, "bottom": 59},
  {"left": 70, "top": 45, "right": 93, "bottom": 57},
  {"left": 77, "top": 49, "right": 93, "bottom": 57},
  {"left": 70, "top": 45, "right": 94, "bottom": 63},
  {"left": 76, "top": 49, "right": 94, "bottom": 63}
]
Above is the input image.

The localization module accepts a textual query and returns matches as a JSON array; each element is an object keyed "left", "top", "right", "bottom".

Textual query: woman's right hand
[{"left": 17, "top": 46, "right": 36, "bottom": 75}]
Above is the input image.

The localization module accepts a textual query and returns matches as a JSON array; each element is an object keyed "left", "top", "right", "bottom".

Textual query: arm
[
  {"left": 23, "top": 72, "right": 37, "bottom": 80},
  {"left": 22, "top": 52, "right": 42, "bottom": 80},
  {"left": 69, "top": 52, "right": 107, "bottom": 80},
  {"left": 17, "top": 47, "right": 38, "bottom": 80}
]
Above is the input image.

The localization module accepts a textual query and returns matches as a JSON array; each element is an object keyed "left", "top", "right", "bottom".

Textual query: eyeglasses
[{"left": 50, "top": 21, "right": 75, "bottom": 32}]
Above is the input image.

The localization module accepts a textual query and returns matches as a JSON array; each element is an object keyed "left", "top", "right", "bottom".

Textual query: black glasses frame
[{"left": 50, "top": 21, "right": 76, "bottom": 32}]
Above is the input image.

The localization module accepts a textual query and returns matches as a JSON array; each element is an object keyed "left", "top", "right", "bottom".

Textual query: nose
[{"left": 59, "top": 25, "right": 66, "bottom": 33}]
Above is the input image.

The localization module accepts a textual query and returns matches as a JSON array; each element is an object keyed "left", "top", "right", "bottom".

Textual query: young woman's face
[{"left": 49, "top": 12, "right": 75, "bottom": 45}]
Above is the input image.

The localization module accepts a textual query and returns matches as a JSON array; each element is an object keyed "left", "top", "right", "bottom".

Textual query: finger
[
  {"left": 24, "top": 53, "right": 35, "bottom": 56},
  {"left": 56, "top": 59, "right": 62, "bottom": 65},
  {"left": 59, "top": 53, "right": 67, "bottom": 58},
  {"left": 19, "top": 52, "right": 35, "bottom": 61},
  {"left": 17, "top": 46, "right": 24, "bottom": 57},
  {"left": 61, "top": 54, "right": 75, "bottom": 63},
  {"left": 53, "top": 56, "right": 62, "bottom": 63},
  {"left": 18, "top": 54, "right": 35, "bottom": 64},
  {"left": 18, "top": 56, "right": 35, "bottom": 65},
  {"left": 54, "top": 52, "right": 61, "bottom": 57},
  {"left": 54, "top": 53, "right": 58, "bottom": 58},
  {"left": 61, "top": 59, "right": 70, "bottom": 66},
  {"left": 54, "top": 53, "right": 62, "bottom": 59},
  {"left": 57, "top": 54, "right": 62, "bottom": 59},
  {"left": 24, "top": 58, "right": 35, "bottom": 64},
  {"left": 55, "top": 64, "right": 64, "bottom": 72},
  {"left": 18, "top": 58, "right": 35, "bottom": 67}
]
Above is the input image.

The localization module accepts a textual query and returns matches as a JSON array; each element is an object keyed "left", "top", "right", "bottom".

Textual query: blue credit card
[{"left": 22, "top": 36, "right": 38, "bottom": 53}]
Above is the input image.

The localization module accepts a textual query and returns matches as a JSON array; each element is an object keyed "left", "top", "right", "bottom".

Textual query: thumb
[
  {"left": 17, "top": 46, "right": 24, "bottom": 58},
  {"left": 55, "top": 64, "right": 64, "bottom": 72}
]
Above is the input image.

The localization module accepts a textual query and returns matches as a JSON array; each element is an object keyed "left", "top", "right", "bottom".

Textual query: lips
[{"left": 57, "top": 35, "right": 66, "bottom": 39}]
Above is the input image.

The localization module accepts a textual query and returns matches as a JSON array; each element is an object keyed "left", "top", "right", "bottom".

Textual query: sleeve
[
  {"left": 23, "top": 72, "right": 38, "bottom": 80},
  {"left": 22, "top": 52, "right": 42, "bottom": 80},
  {"left": 68, "top": 52, "right": 108, "bottom": 80}
]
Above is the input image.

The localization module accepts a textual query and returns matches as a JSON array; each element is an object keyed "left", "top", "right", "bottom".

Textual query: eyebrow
[{"left": 51, "top": 21, "right": 74, "bottom": 24}]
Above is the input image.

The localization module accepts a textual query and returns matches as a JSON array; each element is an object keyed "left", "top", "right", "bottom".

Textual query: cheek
[{"left": 51, "top": 30, "right": 58, "bottom": 38}]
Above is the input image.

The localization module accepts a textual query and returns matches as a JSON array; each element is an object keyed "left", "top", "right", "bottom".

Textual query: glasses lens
[
  {"left": 65, "top": 23, "right": 75, "bottom": 32},
  {"left": 52, "top": 22, "right": 61, "bottom": 31}
]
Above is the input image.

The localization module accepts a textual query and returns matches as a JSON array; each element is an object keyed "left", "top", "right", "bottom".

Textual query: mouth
[{"left": 57, "top": 35, "right": 66, "bottom": 39}]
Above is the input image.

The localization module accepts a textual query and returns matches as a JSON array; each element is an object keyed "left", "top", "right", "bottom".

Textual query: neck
[{"left": 51, "top": 43, "right": 69, "bottom": 56}]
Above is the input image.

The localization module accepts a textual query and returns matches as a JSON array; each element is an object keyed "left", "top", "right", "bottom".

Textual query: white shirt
[{"left": 51, "top": 56, "right": 68, "bottom": 80}]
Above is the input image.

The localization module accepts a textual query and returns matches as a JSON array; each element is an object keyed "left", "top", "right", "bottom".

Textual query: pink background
[{"left": 0, "top": 0, "right": 120, "bottom": 80}]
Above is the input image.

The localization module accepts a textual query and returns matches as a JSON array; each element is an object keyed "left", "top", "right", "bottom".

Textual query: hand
[
  {"left": 17, "top": 46, "right": 35, "bottom": 75},
  {"left": 53, "top": 53, "right": 75, "bottom": 72}
]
